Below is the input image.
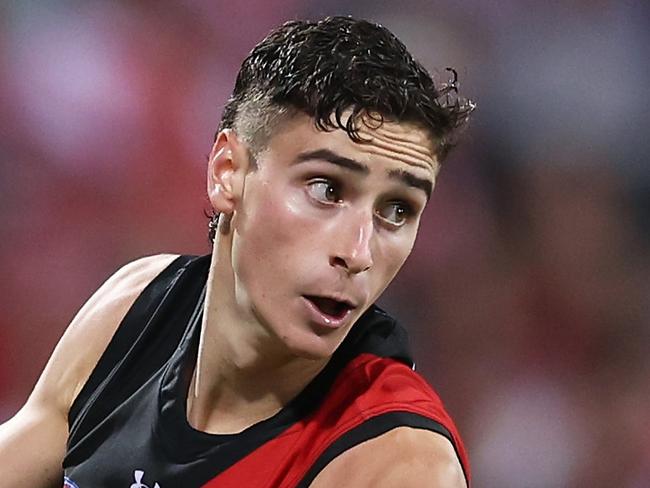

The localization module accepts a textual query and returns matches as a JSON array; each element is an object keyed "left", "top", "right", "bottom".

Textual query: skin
[
  {"left": 0, "top": 112, "right": 466, "bottom": 487},
  {"left": 0, "top": 254, "right": 179, "bottom": 487},
  {"left": 310, "top": 427, "right": 467, "bottom": 487},
  {"left": 188, "top": 113, "right": 438, "bottom": 431}
]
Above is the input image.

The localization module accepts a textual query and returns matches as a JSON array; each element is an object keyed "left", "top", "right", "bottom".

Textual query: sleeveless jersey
[{"left": 63, "top": 255, "right": 470, "bottom": 487}]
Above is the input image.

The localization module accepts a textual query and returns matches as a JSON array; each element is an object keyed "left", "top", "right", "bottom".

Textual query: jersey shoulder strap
[{"left": 67, "top": 254, "right": 201, "bottom": 442}]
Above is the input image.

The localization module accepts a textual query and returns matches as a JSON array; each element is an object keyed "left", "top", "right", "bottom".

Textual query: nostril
[{"left": 330, "top": 256, "right": 347, "bottom": 269}]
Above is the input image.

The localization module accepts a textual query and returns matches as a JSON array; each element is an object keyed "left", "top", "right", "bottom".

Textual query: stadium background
[{"left": 1, "top": 1, "right": 648, "bottom": 486}]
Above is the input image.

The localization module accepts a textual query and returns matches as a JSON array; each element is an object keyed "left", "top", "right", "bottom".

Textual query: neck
[{"left": 186, "top": 228, "right": 328, "bottom": 434}]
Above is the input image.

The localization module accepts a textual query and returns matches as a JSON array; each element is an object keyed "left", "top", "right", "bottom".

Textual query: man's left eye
[{"left": 377, "top": 202, "right": 412, "bottom": 226}]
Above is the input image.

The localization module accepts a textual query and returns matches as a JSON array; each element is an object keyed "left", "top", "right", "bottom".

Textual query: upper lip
[{"left": 303, "top": 294, "right": 359, "bottom": 310}]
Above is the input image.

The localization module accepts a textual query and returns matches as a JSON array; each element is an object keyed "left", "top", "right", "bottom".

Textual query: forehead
[{"left": 259, "top": 112, "right": 439, "bottom": 178}]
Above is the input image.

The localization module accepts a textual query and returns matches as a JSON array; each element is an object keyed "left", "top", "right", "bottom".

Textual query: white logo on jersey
[{"left": 130, "top": 469, "right": 161, "bottom": 488}]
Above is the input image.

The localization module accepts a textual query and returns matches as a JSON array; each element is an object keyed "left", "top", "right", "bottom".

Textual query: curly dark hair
[
  {"left": 209, "top": 16, "right": 475, "bottom": 241},
  {"left": 219, "top": 16, "right": 474, "bottom": 154}
]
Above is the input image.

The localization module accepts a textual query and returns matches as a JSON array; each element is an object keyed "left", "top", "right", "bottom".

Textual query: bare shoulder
[
  {"left": 0, "top": 253, "right": 179, "bottom": 486},
  {"left": 31, "top": 253, "right": 180, "bottom": 413},
  {"left": 309, "top": 427, "right": 467, "bottom": 488}
]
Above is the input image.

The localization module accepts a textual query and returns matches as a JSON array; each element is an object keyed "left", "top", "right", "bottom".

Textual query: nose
[{"left": 330, "top": 211, "right": 374, "bottom": 275}]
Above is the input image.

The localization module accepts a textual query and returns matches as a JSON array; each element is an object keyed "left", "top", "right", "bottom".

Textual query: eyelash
[
  {"left": 305, "top": 177, "right": 417, "bottom": 227},
  {"left": 306, "top": 178, "right": 342, "bottom": 204},
  {"left": 378, "top": 201, "right": 415, "bottom": 227}
]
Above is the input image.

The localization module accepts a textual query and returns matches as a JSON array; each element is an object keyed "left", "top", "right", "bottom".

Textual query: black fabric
[
  {"left": 66, "top": 255, "right": 204, "bottom": 448},
  {"left": 63, "top": 254, "right": 416, "bottom": 486}
]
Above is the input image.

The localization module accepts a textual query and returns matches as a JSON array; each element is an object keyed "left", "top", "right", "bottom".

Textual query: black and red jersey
[{"left": 63, "top": 255, "right": 470, "bottom": 487}]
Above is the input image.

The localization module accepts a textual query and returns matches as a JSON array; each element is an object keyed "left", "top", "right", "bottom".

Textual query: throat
[
  {"left": 186, "top": 382, "right": 283, "bottom": 435},
  {"left": 185, "top": 342, "right": 328, "bottom": 435}
]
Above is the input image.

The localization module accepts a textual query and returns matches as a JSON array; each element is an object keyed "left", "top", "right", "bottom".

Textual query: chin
[{"left": 278, "top": 327, "right": 342, "bottom": 361}]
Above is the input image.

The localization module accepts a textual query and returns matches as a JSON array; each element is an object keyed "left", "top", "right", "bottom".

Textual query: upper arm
[
  {"left": 309, "top": 427, "right": 467, "bottom": 488},
  {"left": 0, "top": 253, "right": 179, "bottom": 487}
]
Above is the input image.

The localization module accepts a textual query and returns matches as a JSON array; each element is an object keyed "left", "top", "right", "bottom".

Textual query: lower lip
[{"left": 301, "top": 296, "right": 352, "bottom": 329}]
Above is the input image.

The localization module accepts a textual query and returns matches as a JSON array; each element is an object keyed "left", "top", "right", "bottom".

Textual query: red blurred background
[{"left": 1, "top": 1, "right": 649, "bottom": 486}]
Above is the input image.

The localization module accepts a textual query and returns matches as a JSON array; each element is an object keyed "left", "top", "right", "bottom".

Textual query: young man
[{"left": 0, "top": 16, "right": 474, "bottom": 487}]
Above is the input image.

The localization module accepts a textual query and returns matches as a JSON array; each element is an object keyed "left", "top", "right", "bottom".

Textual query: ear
[{"left": 207, "top": 130, "right": 251, "bottom": 215}]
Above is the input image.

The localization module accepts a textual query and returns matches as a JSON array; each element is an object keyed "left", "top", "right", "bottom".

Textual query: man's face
[{"left": 223, "top": 113, "right": 438, "bottom": 359}]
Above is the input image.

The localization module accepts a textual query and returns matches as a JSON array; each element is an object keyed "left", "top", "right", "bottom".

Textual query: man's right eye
[{"left": 306, "top": 179, "right": 341, "bottom": 204}]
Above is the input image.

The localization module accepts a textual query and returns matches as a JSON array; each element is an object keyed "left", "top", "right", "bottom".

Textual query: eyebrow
[
  {"left": 389, "top": 169, "right": 432, "bottom": 200},
  {"left": 294, "top": 149, "right": 432, "bottom": 200},
  {"left": 295, "top": 149, "right": 369, "bottom": 174}
]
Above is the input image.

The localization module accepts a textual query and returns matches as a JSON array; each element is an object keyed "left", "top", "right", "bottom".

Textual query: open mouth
[{"left": 303, "top": 295, "right": 353, "bottom": 320}]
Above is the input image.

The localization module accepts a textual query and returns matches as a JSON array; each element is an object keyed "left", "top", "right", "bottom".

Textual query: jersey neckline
[{"left": 154, "top": 254, "right": 414, "bottom": 464}]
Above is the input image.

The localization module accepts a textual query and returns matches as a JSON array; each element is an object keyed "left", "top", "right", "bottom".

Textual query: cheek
[
  {"left": 393, "top": 229, "right": 418, "bottom": 271},
  {"left": 369, "top": 232, "right": 416, "bottom": 298},
  {"left": 233, "top": 181, "right": 318, "bottom": 289}
]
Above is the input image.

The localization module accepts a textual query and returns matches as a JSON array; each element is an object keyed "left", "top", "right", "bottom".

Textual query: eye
[
  {"left": 306, "top": 178, "right": 341, "bottom": 204},
  {"left": 376, "top": 201, "right": 414, "bottom": 227}
]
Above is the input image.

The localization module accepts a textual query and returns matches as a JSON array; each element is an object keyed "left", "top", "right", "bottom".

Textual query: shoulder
[
  {"left": 0, "top": 254, "right": 180, "bottom": 486},
  {"left": 309, "top": 427, "right": 467, "bottom": 488},
  {"left": 30, "top": 253, "right": 181, "bottom": 415}
]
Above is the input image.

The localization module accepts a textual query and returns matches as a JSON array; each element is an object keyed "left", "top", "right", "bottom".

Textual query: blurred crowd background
[{"left": 1, "top": 1, "right": 648, "bottom": 486}]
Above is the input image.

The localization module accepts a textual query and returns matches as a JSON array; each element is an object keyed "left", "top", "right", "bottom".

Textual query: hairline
[{"left": 229, "top": 100, "right": 442, "bottom": 162}]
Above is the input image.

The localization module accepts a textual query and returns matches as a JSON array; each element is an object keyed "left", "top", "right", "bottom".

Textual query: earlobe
[{"left": 207, "top": 130, "right": 248, "bottom": 215}]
